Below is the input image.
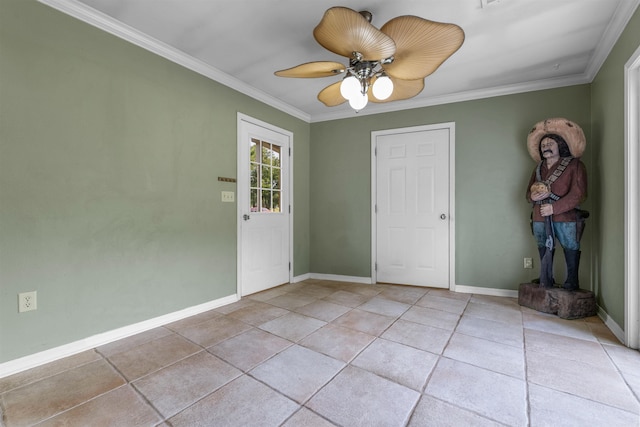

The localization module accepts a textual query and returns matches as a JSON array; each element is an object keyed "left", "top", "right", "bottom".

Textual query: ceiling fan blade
[
  {"left": 369, "top": 77, "right": 425, "bottom": 103},
  {"left": 381, "top": 16, "right": 464, "bottom": 80},
  {"left": 313, "top": 7, "right": 396, "bottom": 61},
  {"left": 275, "top": 61, "right": 346, "bottom": 78},
  {"left": 318, "top": 81, "right": 347, "bottom": 107}
]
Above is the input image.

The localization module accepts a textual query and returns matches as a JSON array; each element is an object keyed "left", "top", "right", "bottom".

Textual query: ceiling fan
[{"left": 275, "top": 6, "right": 465, "bottom": 111}]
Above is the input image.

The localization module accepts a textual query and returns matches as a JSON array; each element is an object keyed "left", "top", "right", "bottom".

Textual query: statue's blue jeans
[{"left": 532, "top": 221, "right": 580, "bottom": 251}]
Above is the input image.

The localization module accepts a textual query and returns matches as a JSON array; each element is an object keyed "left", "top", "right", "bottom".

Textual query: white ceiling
[{"left": 42, "top": 0, "right": 639, "bottom": 122}]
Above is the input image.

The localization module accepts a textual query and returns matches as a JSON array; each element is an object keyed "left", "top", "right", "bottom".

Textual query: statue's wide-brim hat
[{"left": 527, "top": 118, "right": 586, "bottom": 162}]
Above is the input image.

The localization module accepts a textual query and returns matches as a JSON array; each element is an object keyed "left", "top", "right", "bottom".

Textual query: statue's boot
[
  {"left": 562, "top": 249, "right": 581, "bottom": 291},
  {"left": 537, "top": 246, "right": 555, "bottom": 288}
]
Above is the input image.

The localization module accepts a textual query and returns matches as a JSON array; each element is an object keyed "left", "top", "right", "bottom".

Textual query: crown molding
[
  {"left": 310, "top": 74, "right": 592, "bottom": 123},
  {"left": 584, "top": 0, "right": 640, "bottom": 80},
  {"left": 37, "top": 0, "right": 311, "bottom": 123}
]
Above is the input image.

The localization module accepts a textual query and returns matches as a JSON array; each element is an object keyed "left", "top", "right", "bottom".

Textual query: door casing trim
[
  {"left": 624, "top": 45, "right": 640, "bottom": 349},
  {"left": 370, "top": 122, "right": 456, "bottom": 289}
]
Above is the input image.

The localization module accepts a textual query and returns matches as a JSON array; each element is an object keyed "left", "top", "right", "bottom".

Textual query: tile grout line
[
  {"left": 97, "top": 327, "right": 255, "bottom": 424},
  {"left": 0, "top": 351, "right": 102, "bottom": 396},
  {"left": 168, "top": 312, "right": 303, "bottom": 423},
  {"left": 30, "top": 348, "right": 166, "bottom": 427},
  {"left": 286, "top": 288, "right": 413, "bottom": 426},
  {"left": 97, "top": 347, "right": 169, "bottom": 423},
  {"left": 417, "top": 291, "right": 468, "bottom": 393},
  {"left": 406, "top": 300, "right": 448, "bottom": 427},
  {"left": 177, "top": 299, "right": 325, "bottom": 424},
  {"left": 27, "top": 383, "right": 134, "bottom": 427},
  {"left": 521, "top": 305, "right": 533, "bottom": 427},
  {"left": 248, "top": 285, "right": 426, "bottom": 426},
  {"left": 414, "top": 293, "right": 513, "bottom": 427},
  {"left": 599, "top": 341, "right": 640, "bottom": 406},
  {"left": 521, "top": 310, "right": 640, "bottom": 421}
]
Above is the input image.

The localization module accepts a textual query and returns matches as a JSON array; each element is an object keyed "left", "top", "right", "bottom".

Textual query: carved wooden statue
[{"left": 525, "top": 118, "right": 588, "bottom": 290}]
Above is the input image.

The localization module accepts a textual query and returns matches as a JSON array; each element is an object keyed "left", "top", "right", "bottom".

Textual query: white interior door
[
  {"left": 238, "top": 115, "right": 291, "bottom": 296},
  {"left": 373, "top": 124, "right": 453, "bottom": 288}
]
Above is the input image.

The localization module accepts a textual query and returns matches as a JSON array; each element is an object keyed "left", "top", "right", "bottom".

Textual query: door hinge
[
  {"left": 374, "top": 204, "right": 377, "bottom": 213},
  {"left": 289, "top": 205, "right": 291, "bottom": 214},
  {"left": 289, "top": 262, "right": 291, "bottom": 271},
  {"left": 289, "top": 147, "right": 291, "bottom": 156},
  {"left": 375, "top": 147, "right": 377, "bottom": 156},
  {"left": 375, "top": 262, "right": 378, "bottom": 271}
]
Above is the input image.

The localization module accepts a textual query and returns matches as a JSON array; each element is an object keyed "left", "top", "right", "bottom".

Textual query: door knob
[
  {"left": 440, "top": 214, "right": 447, "bottom": 220},
  {"left": 243, "top": 214, "right": 251, "bottom": 221}
]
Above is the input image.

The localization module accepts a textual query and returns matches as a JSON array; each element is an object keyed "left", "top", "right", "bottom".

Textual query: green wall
[
  {"left": 310, "top": 87, "right": 592, "bottom": 290},
  {"left": 1, "top": 0, "right": 637, "bottom": 364},
  {"left": 591, "top": 7, "right": 640, "bottom": 327},
  {"left": 0, "top": 0, "right": 310, "bottom": 362}
]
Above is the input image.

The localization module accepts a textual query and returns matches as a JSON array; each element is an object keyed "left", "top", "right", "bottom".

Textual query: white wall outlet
[
  {"left": 18, "top": 291, "right": 37, "bottom": 312},
  {"left": 221, "top": 191, "right": 235, "bottom": 202},
  {"left": 524, "top": 257, "right": 533, "bottom": 269}
]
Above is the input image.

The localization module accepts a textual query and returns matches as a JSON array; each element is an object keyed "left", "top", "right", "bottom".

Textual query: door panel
[
  {"left": 375, "top": 127, "right": 450, "bottom": 288},
  {"left": 238, "top": 117, "right": 290, "bottom": 296}
]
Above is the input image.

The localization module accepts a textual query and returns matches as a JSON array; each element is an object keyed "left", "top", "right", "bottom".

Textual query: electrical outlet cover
[{"left": 18, "top": 291, "right": 37, "bottom": 312}]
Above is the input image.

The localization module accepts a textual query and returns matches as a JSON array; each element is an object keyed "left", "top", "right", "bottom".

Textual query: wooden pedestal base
[{"left": 518, "top": 283, "right": 597, "bottom": 320}]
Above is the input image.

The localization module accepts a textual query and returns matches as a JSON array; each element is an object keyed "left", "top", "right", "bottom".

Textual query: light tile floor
[{"left": 1, "top": 280, "right": 639, "bottom": 426}]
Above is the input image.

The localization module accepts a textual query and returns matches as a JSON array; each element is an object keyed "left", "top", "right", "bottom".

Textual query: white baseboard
[
  {"left": 292, "top": 273, "right": 312, "bottom": 283},
  {"left": 453, "top": 284, "right": 519, "bottom": 298},
  {"left": 304, "top": 275, "right": 521, "bottom": 298},
  {"left": 597, "top": 305, "right": 625, "bottom": 344},
  {"left": 0, "top": 294, "right": 239, "bottom": 379},
  {"left": 309, "top": 273, "right": 373, "bottom": 284}
]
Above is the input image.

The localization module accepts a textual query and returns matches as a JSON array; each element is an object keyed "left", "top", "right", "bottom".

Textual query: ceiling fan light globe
[
  {"left": 348, "top": 92, "right": 368, "bottom": 110},
  {"left": 372, "top": 75, "right": 393, "bottom": 100},
  {"left": 340, "top": 76, "right": 360, "bottom": 100}
]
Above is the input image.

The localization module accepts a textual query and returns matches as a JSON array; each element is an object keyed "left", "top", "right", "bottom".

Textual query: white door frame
[
  {"left": 236, "top": 113, "right": 293, "bottom": 296},
  {"left": 624, "top": 45, "right": 640, "bottom": 349},
  {"left": 371, "top": 122, "right": 456, "bottom": 289}
]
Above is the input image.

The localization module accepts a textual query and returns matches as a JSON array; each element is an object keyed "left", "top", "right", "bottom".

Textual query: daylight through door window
[{"left": 250, "top": 138, "right": 281, "bottom": 212}]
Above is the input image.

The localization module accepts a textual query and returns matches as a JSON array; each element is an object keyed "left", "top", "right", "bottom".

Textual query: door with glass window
[{"left": 238, "top": 116, "right": 291, "bottom": 296}]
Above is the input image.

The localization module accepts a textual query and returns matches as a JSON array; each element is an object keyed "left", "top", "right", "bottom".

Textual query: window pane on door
[
  {"left": 250, "top": 189, "right": 258, "bottom": 211},
  {"left": 250, "top": 164, "right": 258, "bottom": 187},
  {"left": 250, "top": 139, "right": 258, "bottom": 162},
  {"left": 249, "top": 138, "right": 284, "bottom": 214},
  {"left": 262, "top": 190, "right": 272, "bottom": 212},
  {"left": 262, "top": 165, "right": 271, "bottom": 189},
  {"left": 273, "top": 190, "right": 281, "bottom": 212},
  {"left": 262, "top": 142, "right": 271, "bottom": 164}
]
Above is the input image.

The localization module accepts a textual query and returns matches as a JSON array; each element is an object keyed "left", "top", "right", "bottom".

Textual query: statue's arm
[
  {"left": 525, "top": 170, "right": 538, "bottom": 203},
  {"left": 550, "top": 160, "right": 587, "bottom": 215}
]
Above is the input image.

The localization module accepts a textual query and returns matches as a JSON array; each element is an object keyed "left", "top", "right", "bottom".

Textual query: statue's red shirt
[{"left": 526, "top": 158, "right": 587, "bottom": 222}]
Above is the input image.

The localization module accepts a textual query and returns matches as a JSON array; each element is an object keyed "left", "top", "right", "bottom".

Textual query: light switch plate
[{"left": 221, "top": 191, "right": 235, "bottom": 202}]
